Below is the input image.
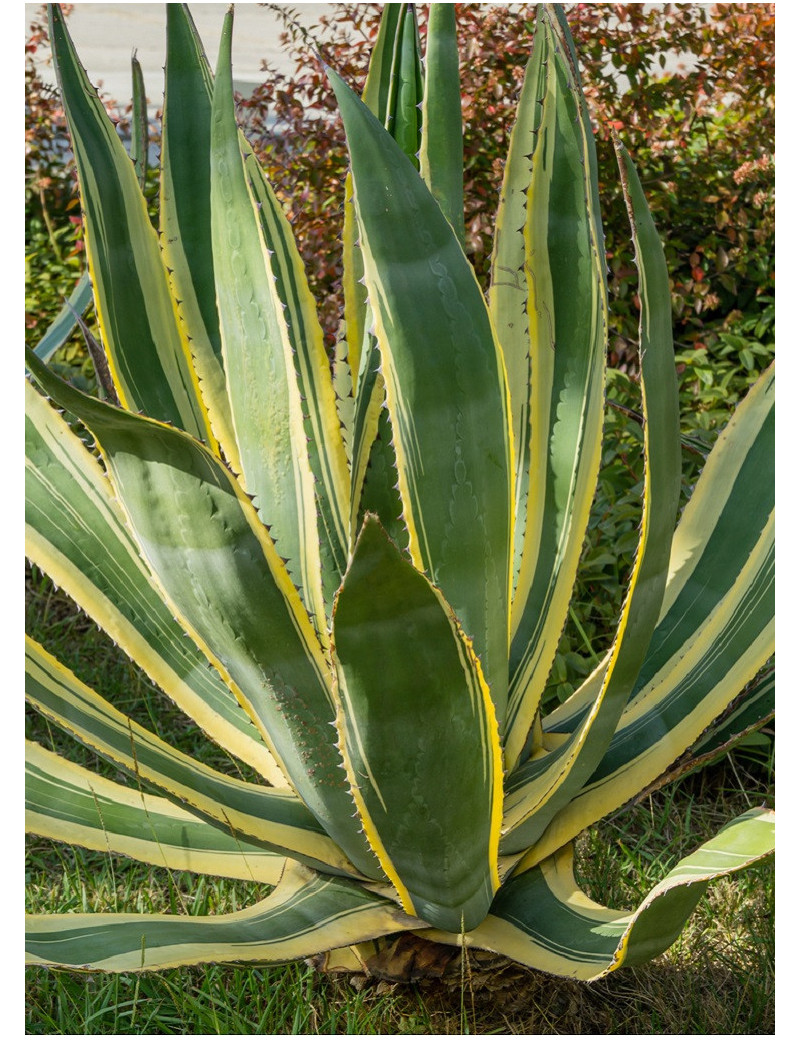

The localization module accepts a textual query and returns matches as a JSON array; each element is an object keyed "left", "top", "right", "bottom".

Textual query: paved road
[{"left": 28, "top": 3, "right": 337, "bottom": 109}]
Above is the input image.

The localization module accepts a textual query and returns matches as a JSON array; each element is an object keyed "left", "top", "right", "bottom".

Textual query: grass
[{"left": 25, "top": 573, "right": 775, "bottom": 1035}]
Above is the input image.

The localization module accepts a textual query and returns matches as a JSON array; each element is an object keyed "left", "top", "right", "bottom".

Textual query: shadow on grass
[{"left": 26, "top": 938, "right": 774, "bottom": 1036}]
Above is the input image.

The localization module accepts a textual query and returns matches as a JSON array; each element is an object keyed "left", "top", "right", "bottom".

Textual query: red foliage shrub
[{"left": 239, "top": 3, "right": 774, "bottom": 365}]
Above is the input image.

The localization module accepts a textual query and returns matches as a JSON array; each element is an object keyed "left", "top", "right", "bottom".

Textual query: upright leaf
[
  {"left": 501, "top": 135, "right": 682, "bottom": 850},
  {"left": 333, "top": 517, "right": 503, "bottom": 931},
  {"left": 27, "top": 350, "right": 381, "bottom": 880},
  {"left": 329, "top": 67, "right": 514, "bottom": 719},
  {"left": 346, "top": 3, "right": 425, "bottom": 550},
  {"left": 209, "top": 10, "right": 329, "bottom": 638},
  {"left": 494, "top": 8, "right": 607, "bottom": 766},
  {"left": 243, "top": 147, "right": 351, "bottom": 609},
  {"left": 420, "top": 3, "right": 465, "bottom": 245},
  {"left": 130, "top": 51, "right": 148, "bottom": 189},
  {"left": 47, "top": 4, "right": 213, "bottom": 445},
  {"left": 160, "top": 3, "right": 242, "bottom": 472},
  {"left": 31, "top": 271, "right": 92, "bottom": 363}
]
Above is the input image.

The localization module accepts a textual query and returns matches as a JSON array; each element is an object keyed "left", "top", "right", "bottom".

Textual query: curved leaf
[
  {"left": 519, "top": 506, "right": 774, "bottom": 865},
  {"left": 26, "top": 861, "right": 420, "bottom": 972},
  {"left": 329, "top": 66, "right": 513, "bottom": 720},
  {"left": 426, "top": 809, "right": 774, "bottom": 981},
  {"left": 25, "top": 380, "right": 283, "bottom": 784},
  {"left": 26, "top": 741, "right": 286, "bottom": 885},
  {"left": 501, "top": 135, "right": 682, "bottom": 850},
  {"left": 26, "top": 637, "right": 353, "bottom": 877},
  {"left": 48, "top": 4, "right": 213, "bottom": 445},
  {"left": 332, "top": 517, "right": 503, "bottom": 931},
  {"left": 495, "top": 8, "right": 607, "bottom": 766},
  {"left": 516, "top": 367, "right": 776, "bottom": 861},
  {"left": 26, "top": 350, "right": 380, "bottom": 880}
]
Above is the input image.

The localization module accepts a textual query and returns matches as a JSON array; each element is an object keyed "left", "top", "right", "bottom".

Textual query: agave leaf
[
  {"left": 163, "top": 5, "right": 350, "bottom": 606},
  {"left": 209, "top": 10, "right": 331, "bottom": 640},
  {"left": 630, "top": 667, "right": 774, "bottom": 802},
  {"left": 543, "top": 367, "right": 775, "bottom": 738},
  {"left": 26, "top": 3, "right": 775, "bottom": 982},
  {"left": 25, "top": 637, "right": 356, "bottom": 877},
  {"left": 243, "top": 146, "right": 351, "bottom": 609},
  {"left": 513, "top": 368, "right": 775, "bottom": 862},
  {"left": 329, "top": 66, "right": 514, "bottom": 720},
  {"left": 130, "top": 50, "right": 148, "bottom": 189},
  {"left": 649, "top": 363, "right": 776, "bottom": 664},
  {"left": 420, "top": 3, "right": 465, "bottom": 245},
  {"left": 26, "top": 741, "right": 286, "bottom": 885},
  {"left": 31, "top": 271, "right": 93, "bottom": 364},
  {"left": 47, "top": 4, "right": 213, "bottom": 446},
  {"left": 25, "top": 381, "right": 283, "bottom": 784},
  {"left": 346, "top": 3, "right": 424, "bottom": 551},
  {"left": 26, "top": 860, "right": 421, "bottom": 971},
  {"left": 682, "top": 666, "right": 774, "bottom": 765},
  {"left": 26, "top": 350, "right": 380, "bottom": 879},
  {"left": 332, "top": 517, "right": 503, "bottom": 932},
  {"left": 495, "top": 8, "right": 607, "bottom": 767},
  {"left": 500, "top": 134, "right": 682, "bottom": 849},
  {"left": 352, "top": 2, "right": 465, "bottom": 546},
  {"left": 160, "top": 3, "right": 242, "bottom": 474},
  {"left": 383, "top": 2, "right": 424, "bottom": 164},
  {"left": 426, "top": 808, "right": 774, "bottom": 980}
]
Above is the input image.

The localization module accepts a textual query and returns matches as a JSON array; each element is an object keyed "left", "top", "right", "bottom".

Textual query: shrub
[
  {"left": 26, "top": 3, "right": 773, "bottom": 980},
  {"left": 240, "top": 2, "right": 774, "bottom": 389}
]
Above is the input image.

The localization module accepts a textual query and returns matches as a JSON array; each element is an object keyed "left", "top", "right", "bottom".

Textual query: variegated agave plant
[{"left": 25, "top": 3, "right": 774, "bottom": 980}]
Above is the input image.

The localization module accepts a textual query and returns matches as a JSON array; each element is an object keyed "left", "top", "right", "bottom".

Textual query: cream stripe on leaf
[
  {"left": 639, "top": 365, "right": 775, "bottom": 682},
  {"left": 355, "top": 2, "right": 466, "bottom": 550},
  {"left": 347, "top": 4, "right": 424, "bottom": 554},
  {"left": 159, "top": 4, "right": 241, "bottom": 473},
  {"left": 26, "top": 741, "right": 286, "bottom": 885},
  {"left": 331, "top": 517, "right": 504, "bottom": 932},
  {"left": 26, "top": 351, "right": 380, "bottom": 881},
  {"left": 329, "top": 67, "right": 514, "bottom": 724},
  {"left": 26, "top": 860, "right": 421, "bottom": 972},
  {"left": 25, "top": 381, "right": 283, "bottom": 785},
  {"left": 499, "top": 137, "right": 682, "bottom": 851},
  {"left": 512, "top": 524, "right": 774, "bottom": 865},
  {"left": 48, "top": 5, "right": 213, "bottom": 447},
  {"left": 508, "top": 369, "right": 774, "bottom": 861},
  {"left": 684, "top": 665, "right": 774, "bottom": 766},
  {"left": 542, "top": 364, "right": 775, "bottom": 739},
  {"left": 497, "top": 10, "right": 607, "bottom": 769},
  {"left": 243, "top": 146, "right": 351, "bottom": 609},
  {"left": 422, "top": 808, "right": 774, "bottom": 981},
  {"left": 339, "top": 4, "right": 410, "bottom": 414},
  {"left": 209, "top": 12, "right": 328, "bottom": 644},
  {"left": 166, "top": 3, "right": 350, "bottom": 601},
  {"left": 607, "top": 665, "right": 775, "bottom": 807},
  {"left": 25, "top": 637, "right": 357, "bottom": 878}
]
